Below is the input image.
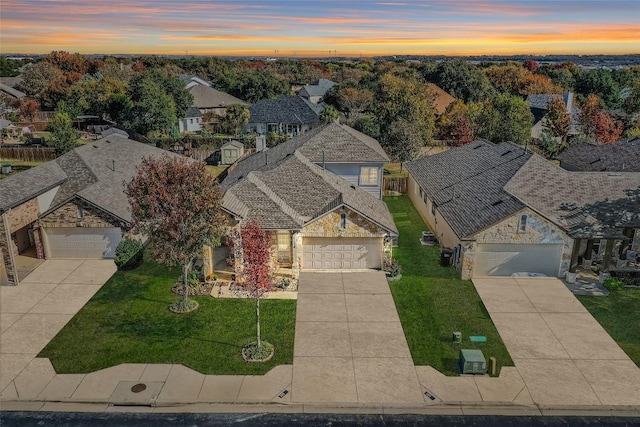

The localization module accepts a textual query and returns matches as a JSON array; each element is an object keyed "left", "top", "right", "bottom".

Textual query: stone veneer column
[{"left": 0, "top": 212, "right": 18, "bottom": 286}]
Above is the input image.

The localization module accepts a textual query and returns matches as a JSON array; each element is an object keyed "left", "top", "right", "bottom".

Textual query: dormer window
[{"left": 519, "top": 214, "right": 528, "bottom": 232}]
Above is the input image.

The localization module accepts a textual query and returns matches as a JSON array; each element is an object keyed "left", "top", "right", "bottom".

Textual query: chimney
[{"left": 256, "top": 135, "right": 266, "bottom": 152}]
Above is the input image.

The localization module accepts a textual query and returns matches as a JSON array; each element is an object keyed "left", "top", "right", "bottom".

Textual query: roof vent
[
  {"left": 589, "top": 158, "right": 601, "bottom": 164},
  {"left": 473, "top": 145, "right": 482, "bottom": 149},
  {"left": 500, "top": 150, "right": 513, "bottom": 156},
  {"left": 491, "top": 200, "right": 504, "bottom": 206},
  {"left": 92, "top": 145, "right": 98, "bottom": 148}
]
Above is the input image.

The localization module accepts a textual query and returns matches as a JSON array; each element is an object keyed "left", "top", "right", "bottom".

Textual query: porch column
[
  {"left": 569, "top": 238, "right": 581, "bottom": 273},
  {"left": 584, "top": 240, "right": 593, "bottom": 261},
  {"left": 581, "top": 239, "right": 594, "bottom": 269},
  {"left": 618, "top": 228, "right": 633, "bottom": 258},
  {"left": 602, "top": 239, "right": 615, "bottom": 271},
  {"left": 0, "top": 212, "right": 19, "bottom": 286}
]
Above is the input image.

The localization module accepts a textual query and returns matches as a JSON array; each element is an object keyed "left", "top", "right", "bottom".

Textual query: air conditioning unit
[{"left": 459, "top": 349, "right": 487, "bottom": 375}]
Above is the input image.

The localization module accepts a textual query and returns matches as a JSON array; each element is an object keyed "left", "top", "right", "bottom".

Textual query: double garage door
[
  {"left": 473, "top": 243, "right": 562, "bottom": 277},
  {"left": 302, "top": 237, "right": 382, "bottom": 270},
  {"left": 44, "top": 227, "right": 122, "bottom": 259}
]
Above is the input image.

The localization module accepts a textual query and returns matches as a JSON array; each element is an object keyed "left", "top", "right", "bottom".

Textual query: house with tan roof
[
  {"left": 221, "top": 123, "right": 396, "bottom": 272},
  {"left": 0, "top": 136, "right": 180, "bottom": 286},
  {"left": 406, "top": 141, "right": 640, "bottom": 280}
]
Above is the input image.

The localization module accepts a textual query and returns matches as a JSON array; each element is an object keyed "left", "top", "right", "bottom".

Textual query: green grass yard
[
  {"left": 577, "top": 290, "right": 640, "bottom": 367},
  {"left": 385, "top": 196, "right": 513, "bottom": 375},
  {"left": 39, "top": 259, "right": 297, "bottom": 375}
]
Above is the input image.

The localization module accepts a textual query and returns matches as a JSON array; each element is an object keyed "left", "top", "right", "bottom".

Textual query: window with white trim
[{"left": 359, "top": 166, "right": 379, "bottom": 186}]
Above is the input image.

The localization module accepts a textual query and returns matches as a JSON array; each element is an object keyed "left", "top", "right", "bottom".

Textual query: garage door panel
[
  {"left": 474, "top": 244, "right": 562, "bottom": 277},
  {"left": 302, "top": 237, "right": 381, "bottom": 270},
  {"left": 45, "top": 228, "right": 122, "bottom": 259}
]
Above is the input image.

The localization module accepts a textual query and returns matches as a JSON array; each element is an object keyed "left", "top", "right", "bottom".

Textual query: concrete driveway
[
  {"left": 0, "top": 259, "right": 116, "bottom": 398},
  {"left": 473, "top": 277, "right": 640, "bottom": 406},
  {"left": 291, "top": 271, "right": 424, "bottom": 404}
]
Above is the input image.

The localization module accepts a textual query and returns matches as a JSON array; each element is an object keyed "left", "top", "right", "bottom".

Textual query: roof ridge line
[{"left": 246, "top": 171, "right": 308, "bottom": 225}]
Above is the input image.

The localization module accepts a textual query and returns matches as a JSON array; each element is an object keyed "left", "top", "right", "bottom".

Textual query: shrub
[
  {"left": 114, "top": 238, "right": 144, "bottom": 270},
  {"left": 604, "top": 276, "right": 625, "bottom": 291},
  {"left": 383, "top": 258, "right": 402, "bottom": 277}
]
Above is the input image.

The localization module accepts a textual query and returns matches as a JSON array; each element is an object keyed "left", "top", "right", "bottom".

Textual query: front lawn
[
  {"left": 577, "top": 290, "right": 640, "bottom": 367},
  {"left": 39, "top": 259, "right": 296, "bottom": 375},
  {"left": 385, "top": 196, "right": 513, "bottom": 376}
]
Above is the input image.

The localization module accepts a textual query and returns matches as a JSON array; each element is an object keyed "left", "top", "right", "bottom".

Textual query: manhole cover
[{"left": 131, "top": 383, "right": 147, "bottom": 393}]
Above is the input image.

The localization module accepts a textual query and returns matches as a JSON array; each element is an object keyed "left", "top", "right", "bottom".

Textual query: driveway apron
[
  {"left": 291, "top": 271, "right": 424, "bottom": 404},
  {"left": 473, "top": 277, "right": 640, "bottom": 407}
]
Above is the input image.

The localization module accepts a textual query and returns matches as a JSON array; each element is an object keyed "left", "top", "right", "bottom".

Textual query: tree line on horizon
[{"left": 2, "top": 52, "right": 639, "bottom": 160}]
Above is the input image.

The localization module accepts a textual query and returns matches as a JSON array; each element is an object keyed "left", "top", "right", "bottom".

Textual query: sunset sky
[{"left": 2, "top": 0, "right": 639, "bottom": 56}]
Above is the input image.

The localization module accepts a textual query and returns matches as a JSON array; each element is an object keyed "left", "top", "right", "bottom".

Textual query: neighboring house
[
  {"left": 0, "top": 83, "right": 26, "bottom": 101},
  {"left": 526, "top": 92, "right": 579, "bottom": 139},
  {"left": 0, "top": 83, "right": 26, "bottom": 115},
  {"left": 220, "top": 140, "right": 245, "bottom": 165},
  {"left": 427, "top": 83, "right": 456, "bottom": 116},
  {"left": 188, "top": 85, "right": 248, "bottom": 117},
  {"left": 0, "top": 135, "right": 179, "bottom": 286},
  {"left": 556, "top": 137, "right": 640, "bottom": 172},
  {"left": 221, "top": 122, "right": 396, "bottom": 272},
  {"left": 246, "top": 95, "right": 323, "bottom": 137},
  {"left": 179, "top": 106, "right": 202, "bottom": 133},
  {"left": 297, "top": 79, "right": 336, "bottom": 104},
  {"left": 179, "top": 75, "right": 213, "bottom": 90},
  {"left": 406, "top": 141, "right": 640, "bottom": 279}
]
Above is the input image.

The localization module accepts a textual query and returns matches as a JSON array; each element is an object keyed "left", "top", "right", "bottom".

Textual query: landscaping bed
[
  {"left": 384, "top": 196, "right": 513, "bottom": 376},
  {"left": 39, "top": 258, "right": 296, "bottom": 375}
]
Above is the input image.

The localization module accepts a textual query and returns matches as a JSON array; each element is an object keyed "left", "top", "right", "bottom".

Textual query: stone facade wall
[
  {"left": 7, "top": 199, "right": 39, "bottom": 234},
  {"left": 40, "top": 200, "right": 118, "bottom": 229},
  {"left": 301, "top": 208, "right": 385, "bottom": 238},
  {"left": 460, "top": 208, "right": 573, "bottom": 279}
]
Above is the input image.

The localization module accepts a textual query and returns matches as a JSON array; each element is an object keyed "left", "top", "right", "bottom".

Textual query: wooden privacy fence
[
  {"left": 0, "top": 146, "right": 57, "bottom": 162},
  {"left": 190, "top": 148, "right": 217, "bottom": 161},
  {"left": 383, "top": 176, "right": 408, "bottom": 196}
]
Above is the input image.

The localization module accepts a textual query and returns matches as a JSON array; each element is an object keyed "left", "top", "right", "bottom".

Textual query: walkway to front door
[{"left": 291, "top": 271, "right": 425, "bottom": 404}]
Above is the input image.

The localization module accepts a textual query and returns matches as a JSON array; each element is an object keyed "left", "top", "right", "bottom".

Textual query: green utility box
[{"left": 459, "top": 349, "right": 487, "bottom": 374}]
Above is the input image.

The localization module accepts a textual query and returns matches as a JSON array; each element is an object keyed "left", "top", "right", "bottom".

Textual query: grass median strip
[
  {"left": 385, "top": 195, "right": 513, "bottom": 376},
  {"left": 39, "top": 258, "right": 296, "bottom": 375}
]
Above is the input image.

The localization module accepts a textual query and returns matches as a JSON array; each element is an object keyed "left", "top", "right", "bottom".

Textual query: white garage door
[
  {"left": 473, "top": 243, "right": 562, "bottom": 277},
  {"left": 44, "top": 227, "right": 122, "bottom": 259},
  {"left": 302, "top": 237, "right": 381, "bottom": 270}
]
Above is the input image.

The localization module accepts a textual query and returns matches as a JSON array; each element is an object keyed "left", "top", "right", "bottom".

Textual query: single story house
[
  {"left": 0, "top": 135, "right": 179, "bottom": 286},
  {"left": 297, "top": 79, "right": 336, "bottom": 104},
  {"left": 556, "top": 137, "right": 640, "bottom": 172},
  {"left": 246, "top": 95, "right": 323, "bottom": 137},
  {"left": 526, "top": 92, "right": 579, "bottom": 140},
  {"left": 406, "top": 141, "right": 640, "bottom": 279},
  {"left": 221, "top": 123, "right": 396, "bottom": 272}
]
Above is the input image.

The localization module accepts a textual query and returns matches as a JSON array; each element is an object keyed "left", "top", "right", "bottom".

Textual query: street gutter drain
[{"left": 131, "top": 383, "right": 147, "bottom": 393}]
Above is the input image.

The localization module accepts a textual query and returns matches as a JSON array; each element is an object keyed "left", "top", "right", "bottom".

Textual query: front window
[
  {"left": 276, "top": 232, "right": 291, "bottom": 264},
  {"left": 359, "top": 166, "right": 379, "bottom": 186}
]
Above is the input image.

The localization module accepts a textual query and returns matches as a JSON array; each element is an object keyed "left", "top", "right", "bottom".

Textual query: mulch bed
[{"left": 172, "top": 282, "right": 216, "bottom": 297}]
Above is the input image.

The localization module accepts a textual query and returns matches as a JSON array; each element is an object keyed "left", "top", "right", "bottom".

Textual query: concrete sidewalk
[{"left": 2, "top": 264, "right": 640, "bottom": 415}]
